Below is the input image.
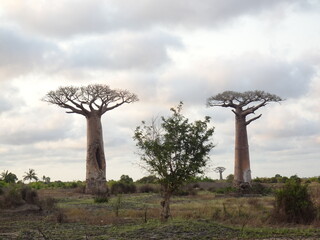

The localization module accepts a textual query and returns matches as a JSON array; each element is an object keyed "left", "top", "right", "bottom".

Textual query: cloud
[
  {"left": 0, "top": 96, "right": 13, "bottom": 113},
  {"left": 65, "top": 31, "right": 182, "bottom": 71},
  {"left": 0, "top": 27, "right": 60, "bottom": 79},
  {"left": 1, "top": 0, "right": 311, "bottom": 37},
  {"left": 219, "top": 54, "right": 315, "bottom": 98},
  {"left": 0, "top": 27, "right": 182, "bottom": 79},
  {"left": 0, "top": 107, "right": 74, "bottom": 145},
  {"left": 153, "top": 53, "right": 315, "bottom": 109}
]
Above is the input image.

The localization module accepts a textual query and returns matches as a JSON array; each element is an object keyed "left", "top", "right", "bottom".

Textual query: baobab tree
[
  {"left": 43, "top": 84, "right": 138, "bottom": 194},
  {"left": 214, "top": 167, "right": 226, "bottom": 180},
  {"left": 207, "top": 90, "right": 282, "bottom": 188}
]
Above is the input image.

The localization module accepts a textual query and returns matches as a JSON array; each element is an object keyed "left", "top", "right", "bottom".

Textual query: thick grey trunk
[
  {"left": 234, "top": 114, "right": 251, "bottom": 187},
  {"left": 85, "top": 111, "right": 107, "bottom": 194}
]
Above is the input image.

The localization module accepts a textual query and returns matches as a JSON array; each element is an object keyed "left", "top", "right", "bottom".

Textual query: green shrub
[
  {"left": 94, "top": 195, "right": 109, "bottom": 203},
  {"left": 226, "top": 174, "right": 234, "bottom": 183},
  {"left": 110, "top": 182, "right": 137, "bottom": 194},
  {"left": 119, "top": 175, "right": 134, "bottom": 184},
  {"left": 273, "top": 179, "right": 315, "bottom": 224},
  {"left": 136, "top": 175, "right": 159, "bottom": 184},
  {"left": 29, "top": 181, "right": 46, "bottom": 189},
  {"left": 0, "top": 181, "right": 5, "bottom": 195},
  {"left": 0, "top": 185, "right": 24, "bottom": 208},
  {"left": 250, "top": 183, "right": 272, "bottom": 195},
  {"left": 174, "top": 185, "right": 198, "bottom": 196},
  {"left": 0, "top": 184, "right": 41, "bottom": 208},
  {"left": 138, "top": 184, "right": 159, "bottom": 193}
]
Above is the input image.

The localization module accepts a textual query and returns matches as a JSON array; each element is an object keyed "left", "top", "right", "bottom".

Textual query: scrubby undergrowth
[{"left": 0, "top": 183, "right": 320, "bottom": 239}]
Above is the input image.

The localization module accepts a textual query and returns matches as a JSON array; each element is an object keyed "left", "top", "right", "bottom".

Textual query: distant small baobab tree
[
  {"left": 214, "top": 167, "right": 226, "bottom": 180},
  {"left": 207, "top": 90, "right": 283, "bottom": 188},
  {"left": 43, "top": 84, "right": 138, "bottom": 194}
]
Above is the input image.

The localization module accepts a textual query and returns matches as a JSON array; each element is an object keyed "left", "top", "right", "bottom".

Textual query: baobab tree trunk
[
  {"left": 219, "top": 171, "right": 223, "bottom": 180},
  {"left": 85, "top": 111, "right": 107, "bottom": 194},
  {"left": 234, "top": 113, "right": 251, "bottom": 187}
]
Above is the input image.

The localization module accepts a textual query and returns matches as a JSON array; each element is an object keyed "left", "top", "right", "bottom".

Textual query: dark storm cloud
[{"left": 1, "top": 0, "right": 310, "bottom": 37}]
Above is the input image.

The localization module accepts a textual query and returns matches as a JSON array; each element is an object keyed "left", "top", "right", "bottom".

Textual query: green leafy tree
[
  {"left": 119, "top": 175, "right": 134, "bottom": 184},
  {"left": 136, "top": 175, "right": 159, "bottom": 184},
  {"left": 226, "top": 174, "right": 234, "bottom": 183},
  {"left": 0, "top": 170, "right": 18, "bottom": 183},
  {"left": 133, "top": 102, "right": 215, "bottom": 221},
  {"left": 23, "top": 169, "right": 38, "bottom": 183}
]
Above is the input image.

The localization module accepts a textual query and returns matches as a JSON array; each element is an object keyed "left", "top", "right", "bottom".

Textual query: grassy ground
[{"left": 0, "top": 188, "right": 320, "bottom": 239}]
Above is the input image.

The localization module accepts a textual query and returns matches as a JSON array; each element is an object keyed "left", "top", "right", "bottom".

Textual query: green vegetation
[
  {"left": 1, "top": 170, "right": 320, "bottom": 239},
  {"left": 134, "top": 102, "right": 215, "bottom": 220},
  {"left": 23, "top": 168, "right": 38, "bottom": 182},
  {"left": 1, "top": 185, "right": 320, "bottom": 239},
  {"left": 273, "top": 178, "right": 316, "bottom": 224},
  {"left": 109, "top": 175, "right": 137, "bottom": 194},
  {"left": 0, "top": 170, "right": 18, "bottom": 183}
]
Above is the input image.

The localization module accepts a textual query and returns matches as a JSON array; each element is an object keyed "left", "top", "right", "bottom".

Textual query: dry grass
[{"left": 36, "top": 184, "right": 320, "bottom": 228}]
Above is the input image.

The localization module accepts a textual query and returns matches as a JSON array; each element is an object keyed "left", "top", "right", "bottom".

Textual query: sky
[{"left": 0, "top": 0, "right": 319, "bottom": 181}]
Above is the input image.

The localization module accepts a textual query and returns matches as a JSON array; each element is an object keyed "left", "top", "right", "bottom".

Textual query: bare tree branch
[
  {"left": 246, "top": 114, "right": 262, "bottom": 125},
  {"left": 43, "top": 84, "right": 139, "bottom": 117},
  {"left": 207, "top": 90, "right": 283, "bottom": 118}
]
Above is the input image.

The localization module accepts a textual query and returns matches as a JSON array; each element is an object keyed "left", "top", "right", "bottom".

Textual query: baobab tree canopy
[
  {"left": 43, "top": 84, "right": 138, "bottom": 194},
  {"left": 207, "top": 90, "right": 283, "bottom": 188},
  {"left": 43, "top": 84, "right": 139, "bottom": 117},
  {"left": 207, "top": 90, "right": 282, "bottom": 124}
]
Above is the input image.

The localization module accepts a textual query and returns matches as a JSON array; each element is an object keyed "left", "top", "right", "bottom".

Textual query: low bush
[
  {"left": 94, "top": 194, "right": 109, "bottom": 203},
  {"left": 138, "top": 184, "right": 159, "bottom": 193},
  {"left": 174, "top": 185, "right": 198, "bottom": 196},
  {"left": 0, "top": 184, "right": 41, "bottom": 208},
  {"left": 273, "top": 179, "right": 316, "bottom": 224},
  {"left": 136, "top": 175, "right": 159, "bottom": 184},
  {"left": 110, "top": 182, "right": 137, "bottom": 194},
  {"left": 0, "top": 185, "right": 24, "bottom": 208},
  {"left": 250, "top": 183, "right": 272, "bottom": 195},
  {"left": 20, "top": 185, "right": 39, "bottom": 204}
]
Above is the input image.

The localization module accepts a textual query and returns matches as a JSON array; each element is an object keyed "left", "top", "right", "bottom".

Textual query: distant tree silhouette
[
  {"left": 23, "top": 169, "right": 38, "bottom": 182},
  {"left": 214, "top": 167, "right": 226, "bottom": 180},
  {"left": 0, "top": 170, "right": 18, "bottom": 183}
]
